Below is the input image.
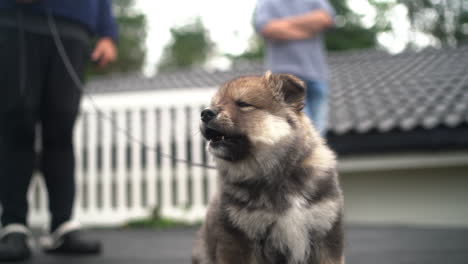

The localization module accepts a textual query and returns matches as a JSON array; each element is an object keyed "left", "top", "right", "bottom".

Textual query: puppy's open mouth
[
  {"left": 204, "top": 127, "right": 239, "bottom": 144},
  {"left": 201, "top": 125, "right": 250, "bottom": 161}
]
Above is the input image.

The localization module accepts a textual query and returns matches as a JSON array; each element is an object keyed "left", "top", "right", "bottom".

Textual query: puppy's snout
[{"left": 201, "top": 108, "right": 218, "bottom": 123}]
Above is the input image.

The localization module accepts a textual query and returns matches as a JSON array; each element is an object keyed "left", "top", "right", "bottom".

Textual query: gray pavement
[{"left": 16, "top": 225, "right": 468, "bottom": 264}]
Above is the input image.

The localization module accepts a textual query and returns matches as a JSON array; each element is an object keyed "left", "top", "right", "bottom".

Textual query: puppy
[{"left": 193, "top": 72, "right": 344, "bottom": 264}]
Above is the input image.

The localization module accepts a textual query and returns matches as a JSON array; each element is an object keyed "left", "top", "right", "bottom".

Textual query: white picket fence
[{"left": 28, "top": 88, "right": 219, "bottom": 227}]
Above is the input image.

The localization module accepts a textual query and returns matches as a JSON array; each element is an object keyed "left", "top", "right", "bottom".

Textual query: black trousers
[{"left": 0, "top": 23, "right": 89, "bottom": 231}]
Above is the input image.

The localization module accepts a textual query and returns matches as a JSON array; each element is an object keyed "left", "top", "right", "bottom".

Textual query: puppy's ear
[{"left": 265, "top": 71, "right": 306, "bottom": 111}]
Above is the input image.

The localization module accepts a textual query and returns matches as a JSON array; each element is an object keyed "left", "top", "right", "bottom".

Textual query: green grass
[
  {"left": 123, "top": 208, "right": 201, "bottom": 229},
  {"left": 125, "top": 217, "right": 200, "bottom": 229}
]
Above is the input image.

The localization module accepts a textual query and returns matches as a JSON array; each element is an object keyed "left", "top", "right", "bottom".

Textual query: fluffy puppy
[{"left": 193, "top": 72, "right": 344, "bottom": 264}]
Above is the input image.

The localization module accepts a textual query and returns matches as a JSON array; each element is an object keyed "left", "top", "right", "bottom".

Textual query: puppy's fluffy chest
[{"left": 224, "top": 187, "right": 340, "bottom": 263}]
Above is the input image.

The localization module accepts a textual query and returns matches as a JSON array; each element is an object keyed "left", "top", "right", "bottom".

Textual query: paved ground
[{"left": 18, "top": 225, "right": 468, "bottom": 264}]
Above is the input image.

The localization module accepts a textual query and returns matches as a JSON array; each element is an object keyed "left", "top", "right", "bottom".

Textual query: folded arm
[{"left": 261, "top": 10, "right": 334, "bottom": 41}]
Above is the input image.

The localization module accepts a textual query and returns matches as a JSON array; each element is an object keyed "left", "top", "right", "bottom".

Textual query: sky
[{"left": 135, "top": 0, "right": 431, "bottom": 76}]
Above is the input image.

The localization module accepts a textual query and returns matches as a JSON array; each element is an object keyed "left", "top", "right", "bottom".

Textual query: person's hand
[{"left": 91, "top": 37, "right": 117, "bottom": 68}]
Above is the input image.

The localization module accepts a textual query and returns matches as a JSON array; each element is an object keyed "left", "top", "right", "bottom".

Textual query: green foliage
[
  {"left": 88, "top": 0, "right": 147, "bottom": 76},
  {"left": 397, "top": 0, "right": 468, "bottom": 47},
  {"left": 157, "top": 18, "right": 214, "bottom": 72},
  {"left": 325, "top": 23, "right": 378, "bottom": 51},
  {"left": 326, "top": 0, "right": 392, "bottom": 51}
]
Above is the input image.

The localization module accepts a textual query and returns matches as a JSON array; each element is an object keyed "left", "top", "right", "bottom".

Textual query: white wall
[{"left": 341, "top": 164, "right": 468, "bottom": 227}]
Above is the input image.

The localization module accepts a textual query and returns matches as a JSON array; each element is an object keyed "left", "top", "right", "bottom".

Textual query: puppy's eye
[{"left": 236, "top": 101, "right": 254, "bottom": 108}]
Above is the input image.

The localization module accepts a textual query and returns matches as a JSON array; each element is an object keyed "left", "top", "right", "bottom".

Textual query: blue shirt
[
  {"left": 255, "top": 0, "right": 335, "bottom": 81},
  {"left": 0, "top": 0, "right": 118, "bottom": 41}
]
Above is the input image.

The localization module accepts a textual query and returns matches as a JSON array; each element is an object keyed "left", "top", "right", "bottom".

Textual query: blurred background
[
  {"left": 92, "top": 0, "right": 468, "bottom": 76},
  {"left": 24, "top": 0, "right": 468, "bottom": 262}
]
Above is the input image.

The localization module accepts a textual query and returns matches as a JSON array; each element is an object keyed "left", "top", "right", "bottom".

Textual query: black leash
[{"left": 45, "top": 12, "right": 216, "bottom": 170}]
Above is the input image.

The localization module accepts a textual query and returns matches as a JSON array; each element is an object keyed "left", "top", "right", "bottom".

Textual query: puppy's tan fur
[{"left": 194, "top": 72, "right": 344, "bottom": 264}]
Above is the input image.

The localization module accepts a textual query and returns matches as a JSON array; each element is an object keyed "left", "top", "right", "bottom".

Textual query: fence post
[
  {"left": 86, "top": 110, "right": 98, "bottom": 217},
  {"left": 115, "top": 109, "right": 127, "bottom": 220},
  {"left": 175, "top": 106, "right": 188, "bottom": 215},
  {"left": 145, "top": 108, "right": 158, "bottom": 210},
  {"left": 160, "top": 107, "right": 173, "bottom": 216},
  {"left": 190, "top": 106, "right": 205, "bottom": 220},
  {"left": 73, "top": 114, "right": 84, "bottom": 220},
  {"left": 101, "top": 109, "right": 113, "bottom": 218},
  {"left": 130, "top": 109, "right": 143, "bottom": 215}
]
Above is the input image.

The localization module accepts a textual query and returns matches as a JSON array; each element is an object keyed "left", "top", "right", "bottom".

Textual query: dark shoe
[
  {"left": 0, "top": 224, "right": 32, "bottom": 262},
  {"left": 40, "top": 221, "right": 101, "bottom": 255}
]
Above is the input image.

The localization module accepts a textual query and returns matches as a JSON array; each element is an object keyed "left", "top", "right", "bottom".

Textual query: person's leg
[
  {"left": 40, "top": 36, "right": 88, "bottom": 232},
  {"left": 304, "top": 80, "right": 329, "bottom": 134},
  {"left": 38, "top": 29, "right": 100, "bottom": 256},
  {"left": 0, "top": 25, "right": 49, "bottom": 262},
  {"left": 0, "top": 27, "right": 47, "bottom": 228}
]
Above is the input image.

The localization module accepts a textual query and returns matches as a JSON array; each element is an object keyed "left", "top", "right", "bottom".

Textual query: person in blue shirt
[
  {"left": 255, "top": 0, "right": 335, "bottom": 134},
  {"left": 0, "top": 0, "right": 118, "bottom": 261}
]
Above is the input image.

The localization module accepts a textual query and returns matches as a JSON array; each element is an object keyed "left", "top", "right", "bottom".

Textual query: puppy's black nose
[{"left": 201, "top": 109, "right": 217, "bottom": 123}]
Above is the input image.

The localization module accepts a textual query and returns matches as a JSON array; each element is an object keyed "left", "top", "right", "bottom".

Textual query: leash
[{"left": 45, "top": 12, "right": 216, "bottom": 170}]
